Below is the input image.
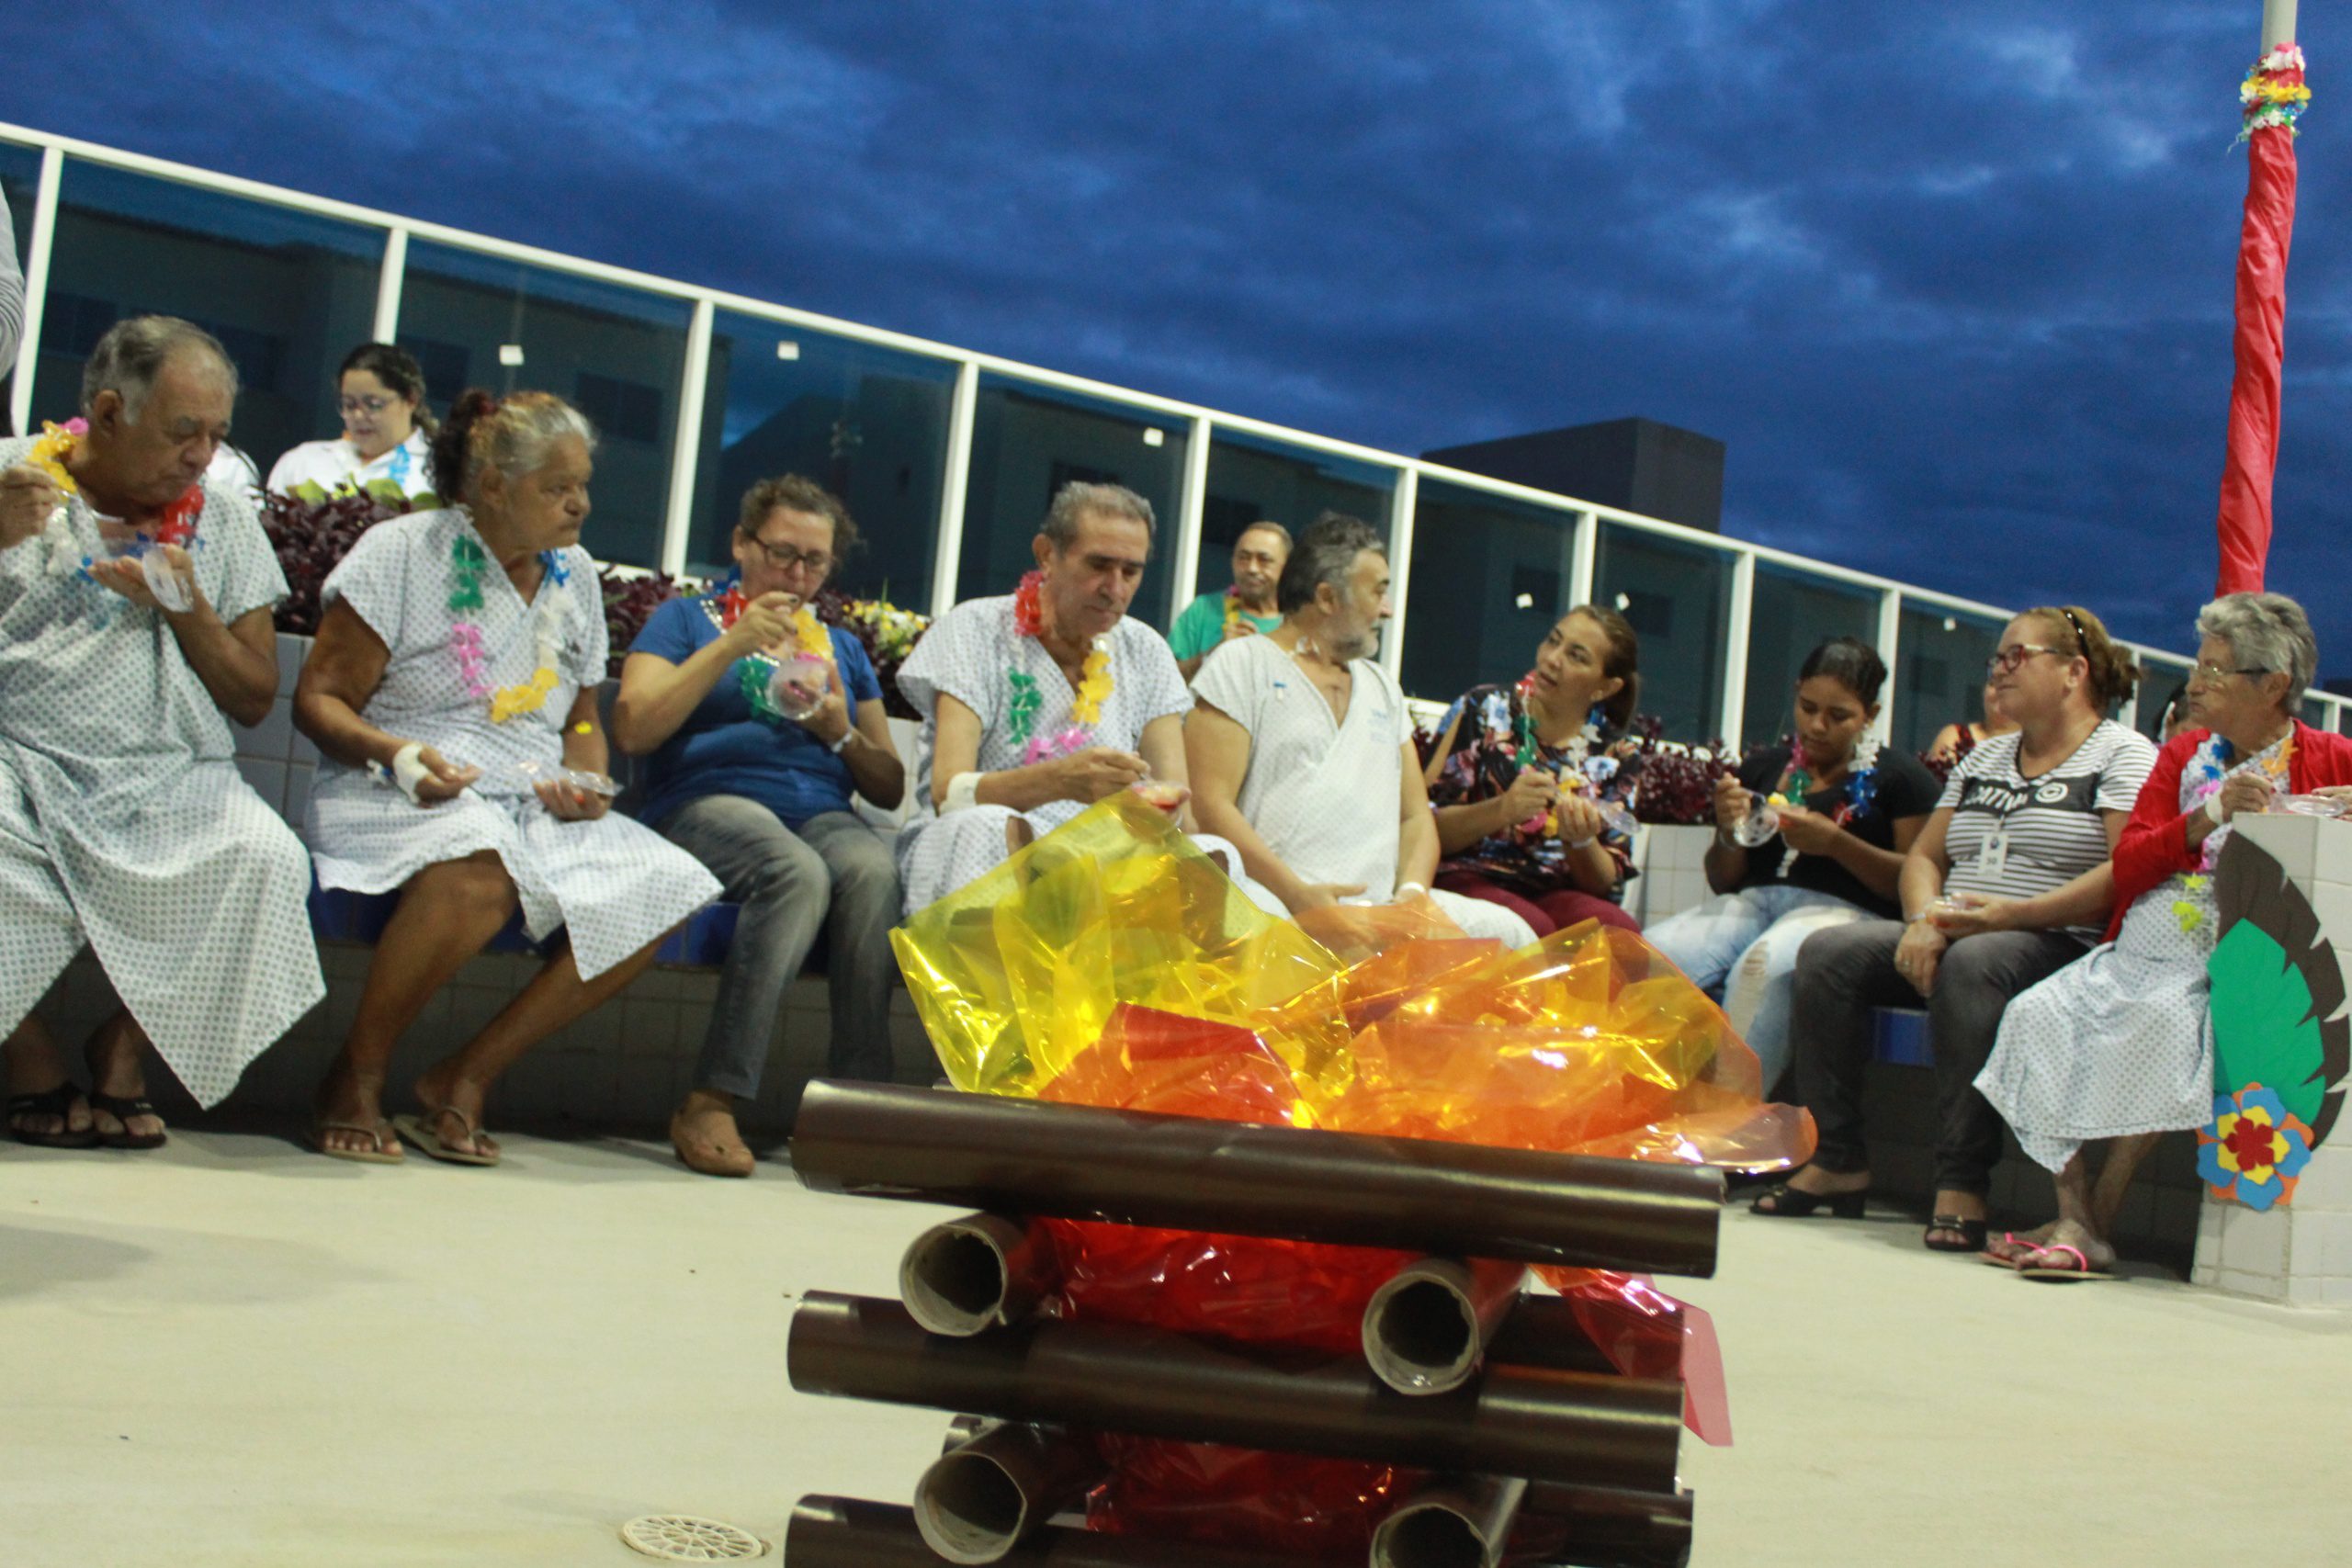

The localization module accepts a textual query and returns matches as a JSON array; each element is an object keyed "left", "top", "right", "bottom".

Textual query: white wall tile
[{"left": 2219, "top": 1204, "right": 2290, "bottom": 1280}]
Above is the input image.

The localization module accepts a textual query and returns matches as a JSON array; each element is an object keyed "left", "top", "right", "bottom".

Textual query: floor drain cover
[{"left": 619, "top": 1515, "right": 767, "bottom": 1561}]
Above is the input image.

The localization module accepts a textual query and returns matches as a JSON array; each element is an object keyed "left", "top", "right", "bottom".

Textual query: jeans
[
  {"left": 1642, "top": 885, "right": 1867, "bottom": 1091},
  {"left": 1791, "top": 919, "right": 2088, "bottom": 1194},
  {"left": 660, "top": 797, "right": 901, "bottom": 1105}
]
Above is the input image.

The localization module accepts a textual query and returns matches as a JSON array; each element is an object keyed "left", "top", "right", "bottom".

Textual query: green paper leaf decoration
[{"left": 2211, "top": 835, "right": 2350, "bottom": 1147}]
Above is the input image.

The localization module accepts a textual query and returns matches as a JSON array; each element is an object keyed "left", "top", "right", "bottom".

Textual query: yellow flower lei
[
  {"left": 1071, "top": 639, "right": 1113, "bottom": 725},
  {"left": 27, "top": 422, "right": 83, "bottom": 497}
]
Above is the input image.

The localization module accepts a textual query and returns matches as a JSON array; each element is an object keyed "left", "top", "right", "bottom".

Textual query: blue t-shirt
[{"left": 628, "top": 591, "right": 884, "bottom": 831}]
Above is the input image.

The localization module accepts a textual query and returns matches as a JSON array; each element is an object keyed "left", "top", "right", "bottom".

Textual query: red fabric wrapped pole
[{"left": 2216, "top": 67, "right": 2304, "bottom": 595}]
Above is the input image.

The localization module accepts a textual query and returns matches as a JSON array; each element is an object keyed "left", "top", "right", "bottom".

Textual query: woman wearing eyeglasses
[
  {"left": 266, "top": 343, "right": 440, "bottom": 504},
  {"left": 1757, "top": 604, "right": 2157, "bottom": 1254},
  {"left": 1973, "top": 593, "right": 2352, "bottom": 1276},
  {"left": 613, "top": 475, "right": 906, "bottom": 1177}
]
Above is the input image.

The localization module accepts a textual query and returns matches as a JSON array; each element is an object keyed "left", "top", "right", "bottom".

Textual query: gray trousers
[
  {"left": 660, "top": 797, "right": 901, "bottom": 1104},
  {"left": 1792, "top": 919, "right": 2088, "bottom": 1195}
]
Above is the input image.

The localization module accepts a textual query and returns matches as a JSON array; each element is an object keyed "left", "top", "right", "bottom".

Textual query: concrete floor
[{"left": 3, "top": 1129, "right": 2347, "bottom": 1568}]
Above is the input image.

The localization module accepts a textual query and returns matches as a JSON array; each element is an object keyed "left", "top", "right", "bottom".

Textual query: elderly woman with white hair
[
  {"left": 1973, "top": 592, "right": 2352, "bottom": 1276},
  {"left": 296, "top": 389, "right": 719, "bottom": 1166}
]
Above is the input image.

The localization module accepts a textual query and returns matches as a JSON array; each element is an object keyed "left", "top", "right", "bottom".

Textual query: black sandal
[
  {"left": 1922, "top": 1213, "right": 1988, "bottom": 1253},
  {"left": 6, "top": 1083, "right": 100, "bottom": 1149},
  {"left": 85, "top": 1089, "right": 167, "bottom": 1151},
  {"left": 1749, "top": 1182, "right": 1867, "bottom": 1219}
]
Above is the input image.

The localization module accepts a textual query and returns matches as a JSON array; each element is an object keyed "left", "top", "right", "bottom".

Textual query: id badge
[{"left": 1980, "top": 829, "right": 2009, "bottom": 877}]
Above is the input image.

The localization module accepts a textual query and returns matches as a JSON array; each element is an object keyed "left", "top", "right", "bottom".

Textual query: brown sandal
[{"left": 393, "top": 1107, "right": 501, "bottom": 1167}]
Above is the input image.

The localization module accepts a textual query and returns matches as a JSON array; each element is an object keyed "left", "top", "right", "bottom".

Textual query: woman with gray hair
[
  {"left": 1973, "top": 591, "right": 2352, "bottom": 1276},
  {"left": 295, "top": 389, "right": 720, "bottom": 1165}
]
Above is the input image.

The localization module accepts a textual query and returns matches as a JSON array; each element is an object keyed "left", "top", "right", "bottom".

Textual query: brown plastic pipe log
[
  {"left": 791, "top": 1081, "right": 1724, "bottom": 1277},
  {"left": 901, "top": 1213, "right": 1059, "bottom": 1337},
  {"left": 787, "top": 1293, "right": 1684, "bottom": 1493},
  {"left": 914, "top": 1422, "right": 1107, "bottom": 1564},
  {"left": 789, "top": 1495, "right": 1313, "bottom": 1566},
  {"left": 1360, "top": 1258, "right": 1523, "bottom": 1396},
  {"left": 1372, "top": 1475, "right": 1526, "bottom": 1568}
]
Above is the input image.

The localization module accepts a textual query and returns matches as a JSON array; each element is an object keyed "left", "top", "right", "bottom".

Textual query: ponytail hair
[
  {"left": 2026, "top": 603, "right": 2138, "bottom": 712},
  {"left": 1563, "top": 604, "right": 1641, "bottom": 738},
  {"left": 430, "top": 389, "right": 596, "bottom": 506},
  {"left": 1798, "top": 635, "right": 1888, "bottom": 705},
  {"left": 338, "top": 341, "right": 437, "bottom": 436}
]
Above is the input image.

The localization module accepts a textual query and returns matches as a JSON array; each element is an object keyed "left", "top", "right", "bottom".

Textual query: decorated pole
[{"left": 2214, "top": 0, "right": 2308, "bottom": 595}]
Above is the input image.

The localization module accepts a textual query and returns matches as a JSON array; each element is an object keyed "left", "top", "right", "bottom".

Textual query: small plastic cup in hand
[
  {"left": 2273, "top": 793, "right": 2346, "bottom": 818},
  {"left": 1731, "top": 794, "right": 1781, "bottom": 848},
  {"left": 141, "top": 547, "right": 195, "bottom": 613},
  {"left": 1131, "top": 777, "right": 1189, "bottom": 815},
  {"left": 1925, "top": 892, "right": 1986, "bottom": 929},
  {"left": 767, "top": 652, "right": 830, "bottom": 722},
  {"left": 504, "top": 759, "right": 620, "bottom": 798}
]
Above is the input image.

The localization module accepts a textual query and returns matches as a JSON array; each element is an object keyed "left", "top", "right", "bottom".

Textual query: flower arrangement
[
  {"left": 813, "top": 585, "right": 931, "bottom": 721},
  {"left": 261, "top": 486, "right": 424, "bottom": 637},
  {"left": 1617, "top": 715, "right": 1736, "bottom": 826}
]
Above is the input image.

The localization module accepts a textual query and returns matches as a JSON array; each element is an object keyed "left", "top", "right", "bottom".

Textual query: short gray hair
[
  {"left": 1276, "top": 511, "right": 1385, "bottom": 615},
  {"left": 1040, "top": 480, "right": 1155, "bottom": 551},
  {"left": 82, "top": 315, "right": 238, "bottom": 422},
  {"left": 2196, "top": 592, "right": 2318, "bottom": 710}
]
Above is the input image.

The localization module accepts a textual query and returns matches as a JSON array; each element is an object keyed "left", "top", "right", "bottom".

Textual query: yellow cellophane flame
[
  {"left": 890, "top": 796, "right": 1816, "bottom": 1174},
  {"left": 28, "top": 423, "right": 81, "bottom": 498},
  {"left": 793, "top": 607, "right": 834, "bottom": 665}
]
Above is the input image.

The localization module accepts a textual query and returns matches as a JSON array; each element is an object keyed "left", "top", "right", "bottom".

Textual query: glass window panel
[
  {"left": 398, "top": 241, "right": 691, "bottom": 570},
  {"left": 958, "top": 376, "right": 1188, "bottom": 628},
  {"left": 1201, "top": 428, "right": 1395, "bottom": 599},
  {"left": 33, "top": 159, "right": 383, "bottom": 481},
  {"left": 2137, "top": 656, "right": 2195, "bottom": 742},
  {"left": 0, "top": 141, "right": 41, "bottom": 430},
  {"left": 1893, "top": 605, "right": 2007, "bottom": 755},
  {"left": 1742, "top": 564, "right": 1884, "bottom": 751},
  {"left": 1594, "top": 522, "right": 1735, "bottom": 741},
  {"left": 1399, "top": 479, "right": 1577, "bottom": 705},
  {"left": 687, "top": 312, "right": 957, "bottom": 608}
]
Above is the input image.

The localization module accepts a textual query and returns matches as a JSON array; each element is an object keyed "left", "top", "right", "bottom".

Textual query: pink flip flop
[{"left": 2016, "top": 1243, "right": 2113, "bottom": 1282}]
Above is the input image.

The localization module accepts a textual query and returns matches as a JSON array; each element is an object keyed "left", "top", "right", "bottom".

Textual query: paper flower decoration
[{"left": 2197, "top": 1085, "right": 2315, "bottom": 1211}]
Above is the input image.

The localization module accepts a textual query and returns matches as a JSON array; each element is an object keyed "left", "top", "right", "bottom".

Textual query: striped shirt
[{"left": 1937, "top": 720, "right": 2156, "bottom": 937}]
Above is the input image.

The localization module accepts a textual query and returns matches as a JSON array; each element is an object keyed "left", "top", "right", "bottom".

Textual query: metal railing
[{"left": 1, "top": 118, "right": 2299, "bottom": 749}]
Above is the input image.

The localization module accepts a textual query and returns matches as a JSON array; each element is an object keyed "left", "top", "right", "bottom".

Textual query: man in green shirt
[{"left": 1170, "top": 520, "right": 1291, "bottom": 680}]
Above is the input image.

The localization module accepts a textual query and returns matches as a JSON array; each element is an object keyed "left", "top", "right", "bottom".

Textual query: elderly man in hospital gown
[
  {"left": 0, "top": 316, "right": 322, "bottom": 1147},
  {"left": 1185, "top": 511, "right": 1535, "bottom": 950}
]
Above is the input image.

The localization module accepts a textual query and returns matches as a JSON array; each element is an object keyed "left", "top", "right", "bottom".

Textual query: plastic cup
[
  {"left": 1131, "top": 778, "right": 1189, "bottom": 814},
  {"left": 2274, "top": 793, "right": 2347, "bottom": 818},
  {"left": 767, "top": 652, "right": 831, "bottom": 723},
  {"left": 1731, "top": 795, "right": 1780, "bottom": 848}
]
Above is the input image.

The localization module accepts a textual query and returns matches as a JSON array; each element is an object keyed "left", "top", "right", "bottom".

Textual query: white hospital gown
[
  {"left": 0, "top": 437, "right": 322, "bottom": 1106},
  {"left": 896, "top": 595, "right": 1260, "bottom": 914},
  {"left": 1189, "top": 637, "right": 1534, "bottom": 948},
  {"left": 1974, "top": 732, "right": 2284, "bottom": 1172},
  {"left": 305, "top": 510, "right": 719, "bottom": 978}
]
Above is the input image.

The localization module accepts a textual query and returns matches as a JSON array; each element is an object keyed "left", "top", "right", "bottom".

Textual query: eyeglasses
[
  {"left": 1984, "top": 644, "right": 2072, "bottom": 676},
  {"left": 2187, "top": 661, "right": 2272, "bottom": 685},
  {"left": 338, "top": 395, "right": 397, "bottom": 416},
  {"left": 746, "top": 537, "right": 831, "bottom": 575}
]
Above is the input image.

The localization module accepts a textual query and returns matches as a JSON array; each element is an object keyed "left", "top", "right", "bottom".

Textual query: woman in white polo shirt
[
  {"left": 1755, "top": 604, "right": 2156, "bottom": 1254},
  {"left": 266, "top": 342, "right": 439, "bottom": 504}
]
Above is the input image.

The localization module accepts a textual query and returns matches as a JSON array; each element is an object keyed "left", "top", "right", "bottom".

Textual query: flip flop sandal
[
  {"left": 6, "top": 1083, "right": 100, "bottom": 1149},
  {"left": 1923, "top": 1213, "right": 1989, "bottom": 1253},
  {"left": 1977, "top": 1231, "right": 2041, "bottom": 1269},
  {"left": 85, "top": 1089, "right": 168, "bottom": 1150},
  {"left": 2016, "top": 1243, "right": 2113, "bottom": 1282},
  {"left": 309, "top": 1119, "right": 404, "bottom": 1165},
  {"left": 393, "top": 1108, "right": 501, "bottom": 1168}
]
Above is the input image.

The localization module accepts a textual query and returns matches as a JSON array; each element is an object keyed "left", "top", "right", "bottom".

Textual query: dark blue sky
[{"left": 30, "top": 2, "right": 2347, "bottom": 671}]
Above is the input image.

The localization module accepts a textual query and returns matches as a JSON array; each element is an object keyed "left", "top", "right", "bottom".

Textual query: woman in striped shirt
[{"left": 1753, "top": 604, "right": 2156, "bottom": 1253}]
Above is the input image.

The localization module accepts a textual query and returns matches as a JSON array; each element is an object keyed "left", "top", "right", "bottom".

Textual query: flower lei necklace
[
  {"left": 703, "top": 586, "right": 834, "bottom": 726},
  {"left": 1770, "top": 751, "right": 1881, "bottom": 827},
  {"left": 28, "top": 419, "right": 205, "bottom": 583},
  {"left": 1510, "top": 677, "right": 1617, "bottom": 839},
  {"left": 447, "top": 532, "right": 571, "bottom": 724},
  {"left": 1010, "top": 570, "right": 1113, "bottom": 762},
  {"left": 2175, "top": 729, "right": 2295, "bottom": 924}
]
